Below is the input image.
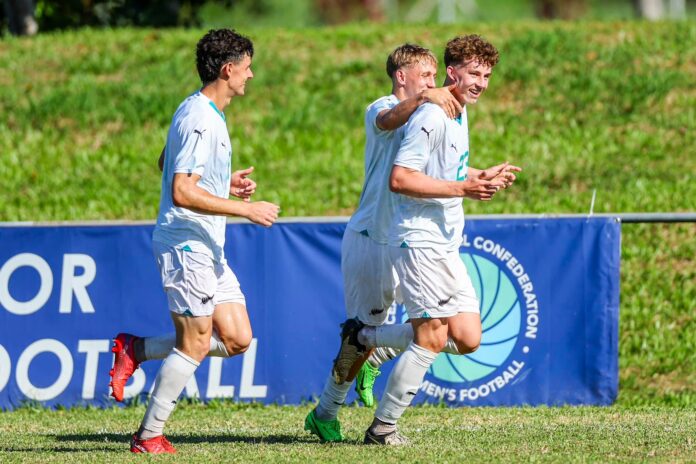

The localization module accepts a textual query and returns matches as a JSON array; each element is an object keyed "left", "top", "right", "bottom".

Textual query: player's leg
[
  {"left": 110, "top": 262, "right": 243, "bottom": 402},
  {"left": 129, "top": 244, "right": 216, "bottom": 454},
  {"left": 305, "top": 230, "right": 360, "bottom": 442},
  {"left": 110, "top": 328, "right": 234, "bottom": 402},
  {"left": 307, "top": 230, "right": 391, "bottom": 442},
  {"left": 363, "top": 246, "right": 457, "bottom": 445},
  {"left": 332, "top": 233, "right": 394, "bottom": 384},
  {"left": 132, "top": 312, "right": 212, "bottom": 454},
  {"left": 443, "top": 250, "right": 481, "bottom": 354},
  {"left": 210, "top": 261, "right": 252, "bottom": 355},
  {"left": 365, "top": 317, "right": 446, "bottom": 445}
]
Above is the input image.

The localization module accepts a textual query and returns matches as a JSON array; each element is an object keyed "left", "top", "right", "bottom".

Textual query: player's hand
[
  {"left": 245, "top": 201, "right": 280, "bottom": 227},
  {"left": 459, "top": 172, "right": 505, "bottom": 201},
  {"left": 231, "top": 166, "right": 257, "bottom": 202},
  {"left": 479, "top": 162, "right": 522, "bottom": 189},
  {"left": 422, "top": 86, "right": 463, "bottom": 119}
]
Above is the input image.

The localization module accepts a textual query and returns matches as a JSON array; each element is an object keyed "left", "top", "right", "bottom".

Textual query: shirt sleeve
[
  {"left": 172, "top": 121, "right": 213, "bottom": 177},
  {"left": 393, "top": 105, "right": 445, "bottom": 172},
  {"left": 365, "top": 96, "right": 396, "bottom": 133}
]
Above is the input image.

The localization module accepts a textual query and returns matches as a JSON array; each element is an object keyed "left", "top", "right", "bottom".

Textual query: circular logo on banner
[
  {"left": 429, "top": 253, "right": 521, "bottom": 383},
  {"left": 399, "top": 234, "right": 540, "bottom": 404}
]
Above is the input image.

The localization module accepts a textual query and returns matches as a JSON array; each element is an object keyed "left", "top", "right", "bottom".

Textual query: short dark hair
[
  {"left": 444, "top": 35, "right": 499, "bottom": 68},
  {"left": 386, "top": 43, "right": 437, "bottom": 79},
  {"left": 196, "top": 29, "right": 254, "bottom": 85}
]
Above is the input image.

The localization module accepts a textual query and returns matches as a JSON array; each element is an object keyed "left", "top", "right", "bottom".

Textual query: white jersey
[
  {"left": 153, "top": 91, "right": 232, "bottom": 263},
  {"left": 346, "top": 95, "right": 404, "bottom": 244},
  {"left": 389, "top": 103, "right": 469, "bottom": 250}
]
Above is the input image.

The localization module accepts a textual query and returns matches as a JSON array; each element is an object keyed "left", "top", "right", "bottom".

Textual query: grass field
[
  {"left": 1, "top": 22, "right": 694, "bottom": 219},
  {"left": 0, "top": 21, "right": 694, "bottom": 461},
  {"left": 1, "top": 403, "right": 695, "bottom": 462}
]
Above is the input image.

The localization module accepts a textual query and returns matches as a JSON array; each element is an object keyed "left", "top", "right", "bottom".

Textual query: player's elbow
[
  {"left": 172, "top": 185, "right": 190, "bottom": 208},
  {"left": 389, "top": 168, "right": 407, "bottom": 193}
]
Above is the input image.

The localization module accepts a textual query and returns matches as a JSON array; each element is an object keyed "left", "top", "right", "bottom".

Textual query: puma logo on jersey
[
  {"left": 201, "top": 295, "right": 213, "bottom": 304},
  {"left": 370, "top": 308, "right": 384, "bottom": 315},
  {"left": 450, "top": 143, "right": 457, "bottom": 151},
  {"left": 438, "top": 296, "right": 452, "bottom": 306},
  {"left": 421, "top": 126, "right": 434, "bottom": 139},
  {"left": 193, "top": 129, "right": 206, "bottom": 139}
]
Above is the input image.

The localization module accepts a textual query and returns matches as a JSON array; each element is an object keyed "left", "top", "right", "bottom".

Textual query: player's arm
[
  {"left": 158, "top": 147, "right": 165, "bottom": 172},
  {"left": 390, "top": 165, "right": 503, "bottom": 200},
  {"left": 172, "top": 173, "right": 279, "bottom": 226},
  {"left": 376, "top": 86, "right": 462, "bottom": 131},
  {"left": 389, "top": 106, "right": 501, "bottom": 200}
]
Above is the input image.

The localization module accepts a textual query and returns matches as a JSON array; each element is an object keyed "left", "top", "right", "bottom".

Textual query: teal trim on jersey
[
  {"left": 181, "top": 245, "right": 193, "bottom": 252},
  {"left": 182, "top": 309, "right": 194, "bottom": 317},
  {"left": 208, "top": 101, "right": 226, "bottom": 122},
  {"left": 455, "top": 114, "right": 463, "bottom": 125},
  {"left": 400, "top": 241, "right": 409, "bottom": 248},
  {"left": 360, "top": 229, "right": 370, "bottom": 237},
  {"left": 420, "top": 311, "right": 431, "bottom": 319}
]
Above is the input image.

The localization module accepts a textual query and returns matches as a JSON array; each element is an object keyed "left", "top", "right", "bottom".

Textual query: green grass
[
  {"left": 1, "top": 403, "right": 695, "bottom": 462},
  {"left": 1, "top": 22, "right": 693, "bottom": 219},
  {"left": 0, "top": 23, "right": 694, "bottom": 407}
]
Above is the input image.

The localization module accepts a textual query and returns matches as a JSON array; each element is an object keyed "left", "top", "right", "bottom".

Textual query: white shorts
[
  {"left": 389, "top": 246, "right": 479, "bottom": 320},
  {"left": 153, "top": 241, "right": 246, "bottom": 317},
  {"left": 341, "top": 229, "right": 401, "bottom": 326}
]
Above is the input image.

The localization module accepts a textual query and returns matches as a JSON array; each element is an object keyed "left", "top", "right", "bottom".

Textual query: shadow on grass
[
  {"left": 51, "top": 432, "right": 354, "bottom": 446},
  {"left": 1, "top": 432, "right": 362, "bottom": 452}
]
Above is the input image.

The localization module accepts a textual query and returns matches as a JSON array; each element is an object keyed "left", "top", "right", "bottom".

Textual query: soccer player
[
  {"left": 344, "top": 34, "right": 519, "bottom": 445},
  {"left": 115, "top": 29, "right": 279, "bottom": 454},
  {"left": 303, "top": 43, "right": 464, "bottom": 443}
]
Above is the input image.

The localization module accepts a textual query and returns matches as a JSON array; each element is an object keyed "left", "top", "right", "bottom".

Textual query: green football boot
[
  {"left": 355, "top": 362, "right": 380, "bottom": 407},
  {"left": 304, "top": 409, "right": 344, "bottom": 443}
]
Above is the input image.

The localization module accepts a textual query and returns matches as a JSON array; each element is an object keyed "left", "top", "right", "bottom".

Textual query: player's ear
[
  {"left": 219, "top": 62, "right": 231, "bottom": 80},
  {"left": 395, "top": 68, "right": 406, "bottom": 86},
  {"left": 446, "top": 65, "right": 458, "bottom": 83}
]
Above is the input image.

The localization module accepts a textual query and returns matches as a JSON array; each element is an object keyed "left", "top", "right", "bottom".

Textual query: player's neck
[
  {"left": 392, "top": 86, "right": 408, "bottom": 102},
  {"left": 201, "top": 82, "right": 232, "bottom": 114},
  {"left": 443, "top": 77, "right": 467, "bottom": 107}
]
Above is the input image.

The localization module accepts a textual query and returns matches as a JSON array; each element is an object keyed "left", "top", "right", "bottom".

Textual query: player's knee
[
  {"left": 221, "top": 331, "right": 252, "bottom": 356},
  {"left": 188, "top": 337, "right": 211, "bottom": 361},
  {"left": 454, "top": 333, "right": 480, "bottom": 354},
  {"left": 418, "top": 332, "right": 448, "bottom": 353}
]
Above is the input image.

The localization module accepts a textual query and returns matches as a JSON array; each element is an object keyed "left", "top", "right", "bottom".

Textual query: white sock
[
  {"left": 314, "top": 374, "right": 352, "bottom": 421},
  {"left": 375, "top": 324, "right": 461, "bottom": 356},
  {"left": 368, "top": 347, "right": 401, "bottom": 368},
  {"left": 368, "top": 340, "right": 459, "bottom": 368},
  {"left": 138, "top": 348, "right": 199, "bottom": 439},
  {"left": 443, "top": 339, "right": 461, "bottom": 355},
  {"left": 375, "top": 342, "right": 437, "bottom": 424},
  {"left": 357, "top": 326, "right": 377, "bottom": 348},
  {"left": 208, "top": 330, "right": 229, "bottom": 357},
  {"left": 376, "top": 324, "right": 413, "bottom": 351},
  {"left": 143, "top": 331, "right": 229, "bottom": 360},
  {"left": 143, "top": 333, "right": 176, "bottom": 361}
]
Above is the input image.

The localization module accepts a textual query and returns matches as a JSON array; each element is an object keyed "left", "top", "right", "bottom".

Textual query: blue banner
[{"left": 0, "top": 218, "right": 620, "bottom": 409}]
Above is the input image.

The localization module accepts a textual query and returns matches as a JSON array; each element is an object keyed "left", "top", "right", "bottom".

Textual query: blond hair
[{"left": 386, "top": 43, "right": 437, "bottom": 78}]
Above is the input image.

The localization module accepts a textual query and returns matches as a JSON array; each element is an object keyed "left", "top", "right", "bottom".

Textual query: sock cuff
[
  {"left": 172, "top": 347, "right": 200, "bottom": 367},
  {"left": 407, "top": 341, "right": 438, "bottom": 365}
]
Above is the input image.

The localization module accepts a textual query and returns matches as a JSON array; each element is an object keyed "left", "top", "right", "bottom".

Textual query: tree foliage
[{"left": 34, "top": 0, "right": 206, "bottom": 30}]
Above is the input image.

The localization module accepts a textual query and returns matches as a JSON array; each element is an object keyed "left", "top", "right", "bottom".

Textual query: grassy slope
[
  {"left": 1, "top": 404, "right": 695, "bottom": 462},
  {"left": 0, "top": 22, "right": 694, "bottom": 404}
]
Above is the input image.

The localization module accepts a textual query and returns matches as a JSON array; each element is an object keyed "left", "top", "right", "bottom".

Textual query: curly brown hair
[
  {"left": 386, "top": 43, "right": 437, "bottom": 78},
  {"left": 196, "top": 29, "right": 254, "bottom": 85},
  {"left": 444, "top": 35, "right": 499, "bottom": 68}
]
